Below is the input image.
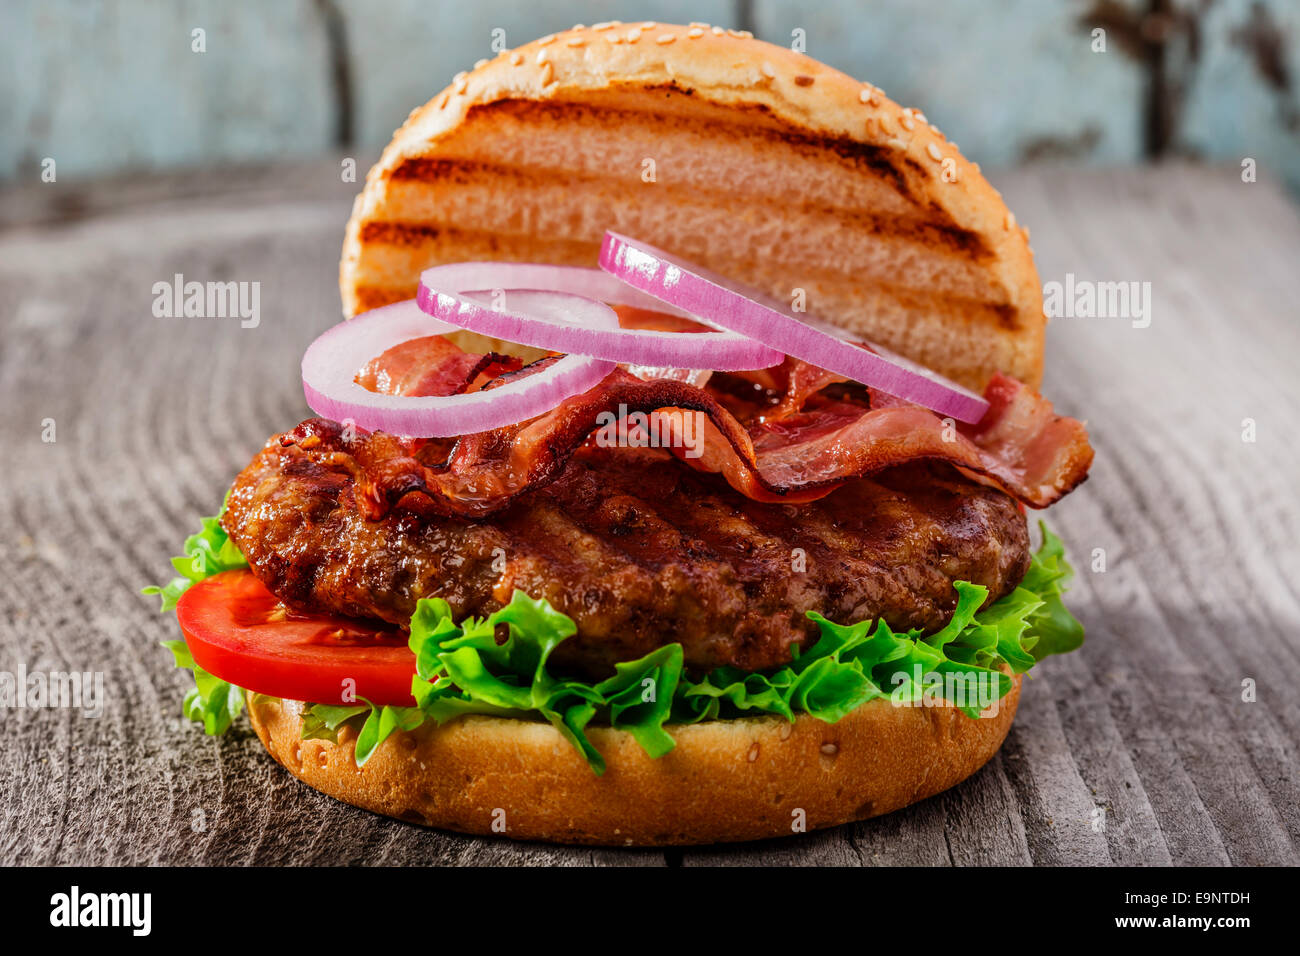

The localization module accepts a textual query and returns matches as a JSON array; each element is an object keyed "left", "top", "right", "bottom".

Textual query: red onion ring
[
  {"left": 416, "top": 263, "right": 782, "bottom": 371},
  {"left": 301, "top": 298, "right": 616, "bottom": 437},
  {"left": 598, "top": 231, "right": 990, "bottom": 423}
]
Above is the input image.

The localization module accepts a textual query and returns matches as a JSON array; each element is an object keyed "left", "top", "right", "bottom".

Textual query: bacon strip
[
  {"left": 284, "top": 334, "right": 1092, "bottom": 520},
  {"left": 696, "top": 373, "right": 1092, "bottom": 507},
  {"left": 355, "top": 335, "right": 484, "bottom": 398}
]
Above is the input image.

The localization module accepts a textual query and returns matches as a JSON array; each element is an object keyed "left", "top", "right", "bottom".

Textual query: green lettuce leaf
[
  {"left": 1019, "top": 523, "right": 1086, "bottom": 659},
  {"left": 353, "top": 702, "right": 425, "bottom": 765},
  {"left": 300, "top": 702, "right": 370, "bottom": 743},
  {"left": 160, "top": 638, "right": 245, "bottom": 735},
  {"left": 148, "top": 503, "right": 248, "bottom": 733},
  {"left": 406, "top": 591, "right": 684, "bottom": 775},
  {"left": 142, "top": 496, "right": 247, "bottom": 612},
  {"left": 300, "top": 700, "right": 424, "bottom": 765}
]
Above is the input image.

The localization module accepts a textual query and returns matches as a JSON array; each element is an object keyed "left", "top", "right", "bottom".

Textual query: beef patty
[{"left": 222, "top": 431, "right": 1031, "bottom": 678}]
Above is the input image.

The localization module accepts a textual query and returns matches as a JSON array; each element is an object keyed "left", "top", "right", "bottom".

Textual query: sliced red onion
[
  {"left": 301, "top": 299, "right": 616, "bottom": 437},
  {"left": 416, "top": 263, "right": 781, "bottom": 371},
  {"left": 598, "top": 231, "right": 990, "bottom": 423}
]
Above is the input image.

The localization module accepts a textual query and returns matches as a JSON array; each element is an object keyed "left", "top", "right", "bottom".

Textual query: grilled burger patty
[{"left": 223, "top": 431, "right": 1032, "bottom": 678}]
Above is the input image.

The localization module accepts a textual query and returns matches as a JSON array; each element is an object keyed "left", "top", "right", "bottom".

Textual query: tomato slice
[{"left": 176, "top": 570, "right": 416, "bottom": 706}]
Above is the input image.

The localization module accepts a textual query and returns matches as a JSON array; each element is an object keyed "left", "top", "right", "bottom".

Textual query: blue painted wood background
[{"left": 4, "top": 1, "right": 1299, "bottom": 191}]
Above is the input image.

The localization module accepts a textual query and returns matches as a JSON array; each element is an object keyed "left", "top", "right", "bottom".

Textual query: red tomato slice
[{"left": 176, "top": 569, "right": 417, "bottom": 706}]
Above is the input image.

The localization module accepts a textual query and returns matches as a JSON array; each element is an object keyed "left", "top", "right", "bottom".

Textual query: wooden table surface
[{"left": 2, "top": 162, "right": 1297, "bottom": 866}]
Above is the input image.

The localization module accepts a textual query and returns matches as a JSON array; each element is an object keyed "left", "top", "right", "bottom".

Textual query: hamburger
[{"left": 147, "top": 21, "right": 1093, "bottom": 845}]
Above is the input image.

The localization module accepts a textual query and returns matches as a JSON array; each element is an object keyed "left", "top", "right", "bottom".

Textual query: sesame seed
[
  {"left": 820, "top": 743, "right": 838, "bottom": 755},
  {"left": 536, "top": 49, "right": 548, "bottom": 63},
  {"left": 727, "top": 28, "right": 743, "bottom": 37},
  {"left": 690, "top": 21, "right": 708, "bottom": 28},
  {"left": 640, "top": 21, "right": 656, "bottom": 29},
  {"left": 877, "top": 114, "right": 891, "bottom": 132},
  {"left": 711, "top": 26, "right": 724, "bottom": 35},
  {"left": 687, "top": 27, "right": 705, "bottom": 38},
  {"left": 794, "top": 74, "right": 814, "bottom": 86},
  {"left": 927, "top": 143, "right": 942, "bottom": 161},
  {"left": 626, "top": 28, "right": 640, "bottom": 43},
  {"left": 592, "top": 21, "right": 615, "bottom": 30},
  {"left": 739, "top": 30, "right": 754, "bottom": 38},
  {"left": 474, "top": 58, "right": 488, "bottom": 69},
  {"left": 1004, "top": 212, "right": 1016, "bottom": 230},
  {"left": 913, "top": 110, "right": 927, "bottom": 123},
  {"left": 452, "top": 71, "right": 468, "bottom": 82},
  {"left": 858, "top": 87, "right": 874, "bottom": 105},
  {"left": 656, "top": 33, "right": 676, "bottom": 44},
  {"left": 454, "top": 78, "right": 468, "bottom": 94},
  {"left": 747, "top": 743, "right": 760, "bottom": 762},
  {"left": 887, "top": 137, "right": 906, "bottom": 149},
  {"left": 437, "top": 93, "right": 449, "bottom": 110},
  {"left": 566, "top": 36, "right": 586, "bottom": 47},
  {"left": 538, "top": 33, "right": 555, "bottom": 45},
  {"left": 899, "top": 114, "right": 914, "bottom": 131},
  {"left": 608, "top": 34, "right": 624, "bottom": 44},
  {"left": 760, "top": 61, "right": 776, "bottom": 78},
  {"left": 1022, "top": 226, "right": 1031, "bottom": 240},
  {"left": 510, "top": 51, "right": 523, "bottom": 65},
  {"left": 540, "top": 60, "right": 554, "bottom": 84},
  {"left": 572, "top": 24, "right": 585, "bottom": 30}
]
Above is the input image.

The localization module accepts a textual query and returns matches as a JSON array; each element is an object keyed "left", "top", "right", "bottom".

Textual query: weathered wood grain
[{"left": 0, "top": 162, "right": 1296, "bottom": 866}]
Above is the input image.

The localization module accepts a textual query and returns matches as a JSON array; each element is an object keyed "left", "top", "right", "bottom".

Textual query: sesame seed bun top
[{"left": 341, "top": 20, "right": 1045, "bottom": 391}]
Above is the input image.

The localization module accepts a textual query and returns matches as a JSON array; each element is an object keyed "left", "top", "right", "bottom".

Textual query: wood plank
[{"left": 0, "top": 162, "right": 1296, "bottom": 865}]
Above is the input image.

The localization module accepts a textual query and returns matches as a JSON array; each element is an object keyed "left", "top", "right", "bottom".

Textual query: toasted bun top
[{"left": 341, "top": 21, "right": 1044, "bottom": 390}]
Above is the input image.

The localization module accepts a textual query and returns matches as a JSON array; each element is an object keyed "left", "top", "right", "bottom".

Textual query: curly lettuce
[
  {"left": 146, "top": 501, "right": 250, "bottom": 732},
  {"left": 406, "top": 592, "right": 684, "bottom": 774},
  {"left": 159, "top": 638, "right": 245, "bottom": 735},
  {"left": 150, "top": 510, "right": 1083, "bottom": 774},
  {"left": 142, "top": 496, "right": 247, "bottom": 613}
]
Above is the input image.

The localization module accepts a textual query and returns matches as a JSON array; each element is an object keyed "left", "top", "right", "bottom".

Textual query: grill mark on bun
[
  {"left": 362, "top": 220, "right": 450, "bottom": 246},
  {"left": 406, "top": 92, "right": 930, "bottom": 207},
  {"left": 990, "top": 303, "right": 1020, "bottom": 330},
  {"left": 370, "top": 166, "right": 987, "bottom": 260}
]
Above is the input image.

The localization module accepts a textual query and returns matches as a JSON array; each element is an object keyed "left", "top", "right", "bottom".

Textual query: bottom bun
[{"left": 246, "top": 676, "right": 1021, "bottom": 846}]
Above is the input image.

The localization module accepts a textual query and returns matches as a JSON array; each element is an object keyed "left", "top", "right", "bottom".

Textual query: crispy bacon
[
  {"left": 652, "top": 372, "right": 1091, "bottom": 508},
  {"left": 284, "top": 330, "right": 1092, "bottom": 520},
  {"left": 355, "top": 335, "right": 483, "bottom": 398}
]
